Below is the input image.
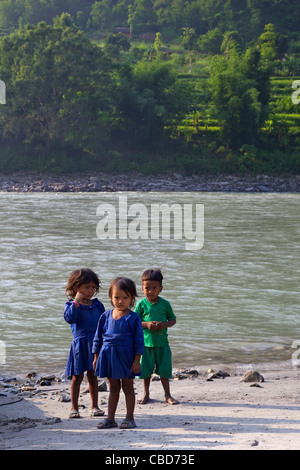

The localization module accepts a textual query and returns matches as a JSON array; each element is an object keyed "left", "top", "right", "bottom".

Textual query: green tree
[
  {"left": 0, "top": 0, "right": 95, "bottom": 33},
  {"left": 0, "top": 0, "right": 25, "bottom": 33},
  {"left": 0, "top": 15, "right": 115, "bottom": 161},
  {"left": 131, "top": 0, "right": 158, "bottom": 33},
  {"left": 115, "top": 60, "right": 193, "bottom": 149},
  {"left": 220, "top": 30, "right": 242, "bottom": 57},
  {"left": 104, "top": 32, "right": 131, "bottom": 58},
  {"left": 181, "top": 27, "right": 197, "bottom": 73},
  {"left": 90, "top": 1, "right": 111, "bottom": 31},
  {"left": 153, "top": 31, "right": 163, "bottom": 57},
  {"left": 90, "top": 0, "right": 132, "bottom": 32},
  {"left": 209, "top": 43, "right": 270, "bottom": 149},
  {"left": 256, "top": 23, "right": 280, "bottom": 71},
  {"left": 198, "top": 27, "right": 223, "bottom": 54},
  {"left": 154, "top": 0, "right": 173, "bottom": 28}
]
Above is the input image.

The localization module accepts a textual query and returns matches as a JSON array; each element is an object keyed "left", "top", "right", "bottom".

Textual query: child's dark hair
[
  {"left": 109, "top": 277, "right": 138, "bottom": 308},
  {"left": 141, "top": 268, "right": 163, "bottom": 285},
  {"left": 65, "top": 268, "right": 101, "bottom": 299}
]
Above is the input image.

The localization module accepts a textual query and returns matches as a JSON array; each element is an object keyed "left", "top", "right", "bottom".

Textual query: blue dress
[
  {"left": 92, "top": 309, "right": 144, "bottom": 379},
  {"left": 64, "top": 298, "right": 105, "bottom": 378}
]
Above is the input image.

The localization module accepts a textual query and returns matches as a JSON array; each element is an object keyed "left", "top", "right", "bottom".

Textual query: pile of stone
[{"left": 0, "top": 172, "right": 299, "bottom": 192}]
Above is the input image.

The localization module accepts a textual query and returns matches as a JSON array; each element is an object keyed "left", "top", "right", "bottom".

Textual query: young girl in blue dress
[
  {"left": 64, "top": 268, "right": 105, "bottom": 419},
  {"left": 92, "top": 277, "right": 144, "bottom": 429}
]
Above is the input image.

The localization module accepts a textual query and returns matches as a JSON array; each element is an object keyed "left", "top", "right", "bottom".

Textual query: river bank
[
  {"left": 1, "top": 366, "right": 300, "bottom": 450},
  {"left": 0, "top": 171, "right": 299, "bottom": 193}
]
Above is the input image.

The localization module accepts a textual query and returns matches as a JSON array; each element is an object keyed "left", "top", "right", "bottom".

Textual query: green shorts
[{"left": 139, "top": 345, "right": 172, "bottom": 379}]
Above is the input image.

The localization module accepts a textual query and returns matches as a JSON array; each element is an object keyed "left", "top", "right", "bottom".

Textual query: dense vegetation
[{"left": 0, "top": 0, "right": 299, "bottom": 174}]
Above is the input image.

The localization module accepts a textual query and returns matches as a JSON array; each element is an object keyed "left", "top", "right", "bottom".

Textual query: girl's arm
[
  {"left": 131, "top": 315, "right": 144, "bottom": 373},
  {"left": 92, "top": 313, "right": 106, "bottom": 354},
  {"left": 131, "top": 354, "right": 141, "bottom": 374},
  {"left": 92, "top": 353, "right": 99, "bottom": 371},
  {"left": 63, "top": 301, "right": 80, "bottom": 324}
]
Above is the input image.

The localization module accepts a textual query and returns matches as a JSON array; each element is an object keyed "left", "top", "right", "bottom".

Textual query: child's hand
[
  {"left": 148, "top": 321, "right": 158, "bottom": 331},
  {"left": 131, "top": 361, "right": 141, "bottom": 374},
  {"left": 156, "top": 321, "right": 166, "bottom": 330},
  {"left": 74, "top": 291, "right": 85, "bottom": 303}
]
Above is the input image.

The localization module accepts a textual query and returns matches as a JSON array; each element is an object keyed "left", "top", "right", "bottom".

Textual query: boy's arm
[
  {"left": 156, "top": 318, "right": 176, "bottom": 330},
  {"left": 157, "top": 300, "right": 176, "bottom": 330},
  {"left": 135, "top": 301, "right": 158, "bottom": 331}
]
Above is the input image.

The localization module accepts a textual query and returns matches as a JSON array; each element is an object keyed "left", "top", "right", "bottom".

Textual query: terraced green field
[{"left": 178, "top": 74, "right": 300, "bottom": 138}]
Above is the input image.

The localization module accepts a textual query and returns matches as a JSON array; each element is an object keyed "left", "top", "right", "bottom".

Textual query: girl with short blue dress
[
  {"left": 64, "top": 268, "right": 105, "bottom": 419},
  {"left": 92, "top": 277, "right": 144, "bottom": 429}
]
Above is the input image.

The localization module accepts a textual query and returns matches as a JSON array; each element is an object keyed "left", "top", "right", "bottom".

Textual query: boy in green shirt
[{"left": 135, "top": 269, "right": 179, "bottom": 405}]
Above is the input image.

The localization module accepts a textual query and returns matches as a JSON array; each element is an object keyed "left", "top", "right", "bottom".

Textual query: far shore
[
  {"left": 1, "top": 362, "right": 300, "bottom": 450},
  {"left": 0, "top": 171, "right": 299, "bottom": 193}
]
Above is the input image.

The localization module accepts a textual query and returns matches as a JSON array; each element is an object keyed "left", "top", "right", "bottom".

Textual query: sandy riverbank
[{"left": 1, "top": 366, "right": 300, "bottom": 451}]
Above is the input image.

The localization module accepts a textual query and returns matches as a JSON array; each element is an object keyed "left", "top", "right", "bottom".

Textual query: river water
[{"left": 0, "top": 192, "right": 299, "bottom": 377}]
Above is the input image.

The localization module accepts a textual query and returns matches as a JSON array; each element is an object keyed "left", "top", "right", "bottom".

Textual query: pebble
[
  {"left": 239, "top": 370, "right": 265, "bottom": 383},
  {"left": 58, "top": 393, "right": 71, "bottom": 402},
  {"left": 98, "top": 380, "right": 107, "bottom": 391},
  {"left": 0, "top": 172, "right": 299, "bottom": 193},
  {"left": 206, "top": 369, "right": 231, "bottom": 380}
]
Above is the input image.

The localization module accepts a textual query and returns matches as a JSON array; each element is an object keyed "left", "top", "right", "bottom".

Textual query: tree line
[
  {"left": 0, "top": 0, "right": 299, "bottom": 42},
  {"left": 0, "top": 0, "right": 299, "bottom": 174}
]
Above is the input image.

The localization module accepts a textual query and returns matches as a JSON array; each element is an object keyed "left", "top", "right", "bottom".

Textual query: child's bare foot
[
  {"left": 165, "top": 396, "right": 179, "bottom": 405},
  {"left": 137, "top": 394, "right": 150, "bottom": 404}
]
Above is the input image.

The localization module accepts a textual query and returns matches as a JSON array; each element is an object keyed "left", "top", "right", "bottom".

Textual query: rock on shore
[{"left": 0, "top": 172, "right": 299, "bottom": 192}]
